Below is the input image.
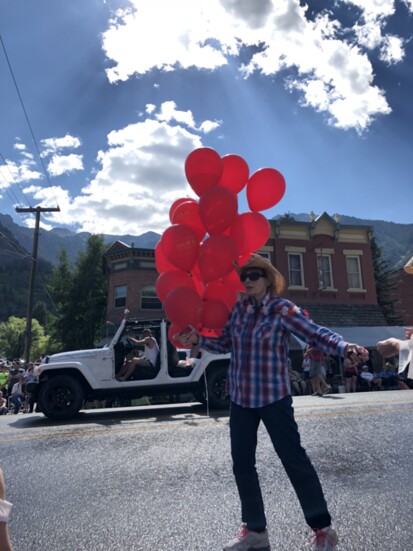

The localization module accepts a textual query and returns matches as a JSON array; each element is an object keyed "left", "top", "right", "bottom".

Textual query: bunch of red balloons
[{"left": 155, "top": 147, "right": 286, "bottom": 346}]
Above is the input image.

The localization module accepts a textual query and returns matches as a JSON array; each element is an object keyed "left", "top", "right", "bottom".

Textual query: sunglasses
[{"left": 240, "top": 271, "right": 266, "bottom": 282}]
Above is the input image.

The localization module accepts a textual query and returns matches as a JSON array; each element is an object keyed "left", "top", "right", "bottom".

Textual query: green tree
[
  {"left": 0, "top": 316, "right": 48, "bottom": 360},
  {"left": 48, "top": 236, "right": 107, "bottom": 351},
  {"left": 371, "top": 236, "right": 401, "bottom": 325},
  {"left": 47, "top": 249, "right": 73, "bottom": 350},
  {"left": 32, "top": 300, "right": 49, "bottom": 327}
]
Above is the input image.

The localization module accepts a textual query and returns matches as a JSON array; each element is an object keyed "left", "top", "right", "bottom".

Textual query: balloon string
[{"left": 203, "top": 370, "right": 210, "bottom": 418}]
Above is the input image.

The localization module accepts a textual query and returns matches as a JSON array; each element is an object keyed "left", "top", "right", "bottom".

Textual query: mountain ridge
[{"left": 1, "top": 212, "right": 412, "bottom": 270}]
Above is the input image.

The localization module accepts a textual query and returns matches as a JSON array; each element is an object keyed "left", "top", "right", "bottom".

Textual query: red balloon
[
  {"left": 155, "top": 241, "right": 178, "bottom": 274},
  {"left": 199, "top": 186, "right": 238, "bottom": 235},
  {"left": 168, "top": 323, "right": 190, "bottom": 349},
  {"left": 156, "top": 270, "right": 196, "bottom": 303},
  {"left": 203, "top": 280, "right": 238, "bottom": 310},
  {"left": 185, "top": 147, "right": 223, "bottom": 197},
  {"left": 165, "top": 287, "right": 203, "bottom": 329},
  {"left": 169, "top": 197, "right": 196, "bottom": 223},
  {"left": 161, "top": 224, "right": 199, "bottom": 272},
  {"left": 229, "top": 212, "right": 270, "bottom": 255},
  {"left": 246, "top": 168, "right": 286, "bottom": 212},
  {"left": 198, "top": 235, "right": 239, "bottom": 283},
  {"left": 218, "top": 154, "right": 249, "bottom": 194},
  {"left": 222, "top": 268, "right": 245, "bottom": 293},
  {"left": 171, "top": 200, "right": 206, "bottom": 241},
  {"left": 201, "top": 299, "right": 230, "bottom": 330}
]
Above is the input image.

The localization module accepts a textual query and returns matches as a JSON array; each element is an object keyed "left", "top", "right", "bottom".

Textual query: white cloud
[
  {"left": 349, "top": 0, "right": 408, "bottom": 64},
  {"left": 47, "top": 154, "right": 84, "bottom": 177},
  {"left": 155, "top": 101, "right": 196, "bottom": 128},
  {"left": 0, "top": 153, "right": 43, "bottom": 186},
  {"left": 199, "top": 120, "right": 222, "bottom": 133},
  {"left": 41, "top": 134, "right": 82, "bottom": 158},
  {"left": 37, "top": 103, "right": 217, "bottom": 235},
  {"left": 101, "top": 0, "right": 413, "bottom": 131}
]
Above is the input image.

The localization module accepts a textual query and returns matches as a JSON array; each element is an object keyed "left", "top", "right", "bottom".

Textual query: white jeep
[{"left": 29, "top": 318, "right": 230, "bottom": 420}]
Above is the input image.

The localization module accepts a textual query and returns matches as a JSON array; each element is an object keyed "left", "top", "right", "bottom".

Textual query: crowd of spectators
[
  {"left": 0, "top": 358, "right": 42, "bottom": 415},
  {"left": 287, "top": 353, "right": 411, "bottom": 396}
]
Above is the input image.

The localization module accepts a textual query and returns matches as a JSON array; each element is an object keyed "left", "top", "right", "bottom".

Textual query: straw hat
[
  {"left": 234, "top": 253, "right": 285, "bottom": 296},
  {"left": 404, "top": 254, "right": 413, "bottom": 275}
]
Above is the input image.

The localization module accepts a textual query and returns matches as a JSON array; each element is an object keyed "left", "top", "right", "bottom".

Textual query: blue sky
[{"left": 0, "top": 0, "right": 412, "bottom": 236}]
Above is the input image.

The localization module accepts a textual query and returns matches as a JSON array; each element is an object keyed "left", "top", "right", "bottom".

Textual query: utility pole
[{"left": 15, "top": 206, "right": 60, "bottom": 364}]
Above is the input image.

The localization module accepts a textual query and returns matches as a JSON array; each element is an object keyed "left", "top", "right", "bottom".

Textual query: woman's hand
[
  {"left": 344, "top": 343, "right": 369, "bottom": 363},
  {"left": 173, "top": 328, "right": 199, "bottom": 347},
  {"left": 376, "top": 338, "right": 401, "bottom": 358}
]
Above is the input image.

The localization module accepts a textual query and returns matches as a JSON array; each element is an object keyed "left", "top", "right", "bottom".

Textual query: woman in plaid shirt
[{"left": 177, "top": 254, "right": 368, "bottom": 551}]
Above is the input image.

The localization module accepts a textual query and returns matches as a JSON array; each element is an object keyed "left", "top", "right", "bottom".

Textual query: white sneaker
[
  {"left": 223, "top": 524, "right": 271, "bottom": 550},
  {"left": 308, "top": 526, "right": 338, "bottom": 550}
]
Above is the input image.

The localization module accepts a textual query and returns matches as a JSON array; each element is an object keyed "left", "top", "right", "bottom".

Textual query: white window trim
[
  {"left": 287, "top": 252, "right": 306, "bottom": 289},
  {"left": 347, "top": 288, "right": 367, "bottom": 293},
  {"left": 345, "top": 255, "right": 364, "bottom": 290},
  {"left": 317, "top": 254, "right": 334, "bottom": 290}
]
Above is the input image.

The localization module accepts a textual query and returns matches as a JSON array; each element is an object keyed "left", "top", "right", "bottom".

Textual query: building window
[
  {"left": 288, "top": 253, "right": 304, "bottom": 287},
  {"left": 141, "top": 285, "right": 162, "bottom": 310},
  {"left": 317, "top": 255, "right": 333, "bottom": 289},
  {"left": 346, "top": 256, "right": 363, "bottom": 289},
  {"left": 114, "top": 285, "right": 127, "bottom": 308}
]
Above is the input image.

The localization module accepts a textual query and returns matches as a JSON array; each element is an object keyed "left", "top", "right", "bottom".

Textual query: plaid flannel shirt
[{"left": 198, "top": 294, "right": 347, "bottom": 408}]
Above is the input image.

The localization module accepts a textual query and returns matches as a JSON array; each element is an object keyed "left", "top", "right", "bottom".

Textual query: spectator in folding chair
[
  {"left": 10, "top": 375, "right": 26, "bottom": 414},
  {"left": 0, "top": 364, "right": 9, "bottom": 398},
  {"left": 0, "top": 391, "right": 8, "bottom": 415}
]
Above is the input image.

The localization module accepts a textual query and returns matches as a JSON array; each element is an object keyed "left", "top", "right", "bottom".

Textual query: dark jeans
[
  {"left": 230, "top": 396, "right": 331, "bottom": 532},
  {"left": 10, "top": 395, "right": 24, "bottom": 414}
]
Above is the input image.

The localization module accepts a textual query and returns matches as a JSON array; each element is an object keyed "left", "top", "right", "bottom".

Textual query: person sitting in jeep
[{"left": 116, "top": 329, "right": 159, "bottom": 381}]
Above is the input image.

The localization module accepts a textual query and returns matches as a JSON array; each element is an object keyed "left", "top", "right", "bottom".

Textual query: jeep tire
[
  {"left": 206, "top": 364, "right": 229, "bottom": 409},
  {"left": 38, "top": 375, "right": 84, "bottom": 420}
]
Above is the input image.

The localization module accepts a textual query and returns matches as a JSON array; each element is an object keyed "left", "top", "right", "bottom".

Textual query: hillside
[
  {"left": 0, "top": 213, "right": 160, "bottom": 266},
  {"left": 0, "top": 224, "right": 53, "bottom": 320},
  {"left": 1, "top": 212, "right": 412, "bottom": 270}
]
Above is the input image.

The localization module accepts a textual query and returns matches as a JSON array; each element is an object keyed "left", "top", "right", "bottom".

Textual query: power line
[
  {"left": 15, "top": 206, "right": 60, "bottom": 363},
  {"left": 0, "top": 33, "right": 60, "bottom": 210},
  {"left": 37, "top": 266, "right": 58, "bottom": 311},
  {"left": 0, "top": 151, "right": 32, "bottom": 207},
  {"left": 0, "top": 230, "right": 32, "bottom": 259}
]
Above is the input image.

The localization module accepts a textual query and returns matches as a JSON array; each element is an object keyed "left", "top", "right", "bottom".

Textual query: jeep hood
[{"left": 47, "top": 348, "right": 103, "bottom": 363}]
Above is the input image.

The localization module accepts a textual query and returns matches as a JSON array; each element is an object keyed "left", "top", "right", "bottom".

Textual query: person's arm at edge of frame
[
  {"left": 0, "top": 469, "right": 14, "bottom": 551},
  {"left": 377, "top": 334, "right": 413, "bottom": 376}
]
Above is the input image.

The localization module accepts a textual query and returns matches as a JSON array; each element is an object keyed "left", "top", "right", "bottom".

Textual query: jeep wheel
[
  {"left": 206, "top": 365, "right": 229, "bottom": 409},
  {"left": 38, "top": 375, "right": 84, "bottom": 420}
]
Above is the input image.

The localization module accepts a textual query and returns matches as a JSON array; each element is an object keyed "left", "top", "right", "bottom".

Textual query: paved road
[{"left": 1, "top": 391, "right": 413, "bottom": 551}]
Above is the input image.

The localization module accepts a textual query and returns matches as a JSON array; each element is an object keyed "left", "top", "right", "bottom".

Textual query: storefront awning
[
  {"left": 289, "top": 326, "right": 407, "bottom": 351},
  {"left": 329, "top": 326, "right": 406, "bottom": 348}
]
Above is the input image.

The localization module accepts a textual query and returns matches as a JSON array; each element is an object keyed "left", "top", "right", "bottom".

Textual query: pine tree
[
  {"left": 48, "top": 236, "right": 107, "bottom": 351},
  {"left": 371, "top": 236, "right": 401, "bottom": 325}
]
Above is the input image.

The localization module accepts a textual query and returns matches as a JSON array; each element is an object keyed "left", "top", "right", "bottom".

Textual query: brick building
[
  {"left": 266, "top": 212, "right": 387, "bottom": 326},
  {"left": 104, "top": 241, "right": 162, "bottom": 324},
  {"left": 103, "top": 212, "right": 387, "bottom": 328}
]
